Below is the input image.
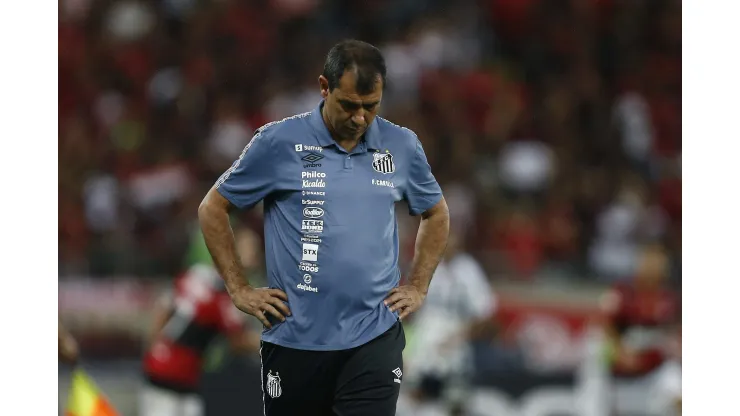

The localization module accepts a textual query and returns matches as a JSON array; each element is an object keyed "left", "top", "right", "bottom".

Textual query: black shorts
[{"left": 260, "top": 321, "right": 406, "bottom": 416}]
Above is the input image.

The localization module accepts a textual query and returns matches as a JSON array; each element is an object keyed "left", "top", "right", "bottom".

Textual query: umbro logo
[
  {"left": 302, "top": 153, "right": 323, "bottom": 163},
  {"left": 302, "top": 152, "right": 323, "bottom": 168},
  {"left": 392, "top": 367, "right": 402, "bottom": 384}
]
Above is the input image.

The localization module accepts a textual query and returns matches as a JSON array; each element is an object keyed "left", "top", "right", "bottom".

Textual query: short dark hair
[{"left": 322, "top": 40, "right": 386, "bottom": 95}]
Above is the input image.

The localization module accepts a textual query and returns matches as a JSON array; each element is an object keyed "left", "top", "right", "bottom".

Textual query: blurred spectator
[
  {"left": 140, "top": 226, "right": 263, "bottom": 416},
  {"left": 540, "top": 189, "right": 580, "bottom": 266},
  {"left": 206, "top": 96, "right": 254, "bottom": 170},
  {"left": 600, "top": 243, "right": 681, "bottom": 415},
  {"left": 401, "top": 230, "right": 496, "bottom": 415},
  {"left": 498, "top": 140, "right": 555, "bottom": 196}
]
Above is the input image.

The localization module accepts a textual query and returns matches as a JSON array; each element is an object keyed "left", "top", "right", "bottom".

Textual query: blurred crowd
[{"left": 59, "top": 0, "right": 681, "bottom": 286}]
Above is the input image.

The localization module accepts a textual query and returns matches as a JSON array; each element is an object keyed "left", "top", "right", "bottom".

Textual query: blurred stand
[{"left": 59, "top": 0, "right": 681, "bottom": 414}]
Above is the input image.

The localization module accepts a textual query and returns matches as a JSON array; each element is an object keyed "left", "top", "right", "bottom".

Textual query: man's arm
[
  {"left": 198, "top": 188, "right": 290, "bottom": 328},
  {"left": 407, "top": 198, "right": 450, "bottom": 295},
  {"left": 201, "top": 127, "right": 277, "bottom": 294},
  {"left": 198, "top": 189, "right": 246, "bottom": 293},
  {"left": 386, "top": 198, "right": 450, "bottom": 320}
]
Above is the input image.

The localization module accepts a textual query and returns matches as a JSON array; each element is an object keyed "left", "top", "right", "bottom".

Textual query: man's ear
[{"left": 319, "top": 75, "right": 330, "bottom": 99}]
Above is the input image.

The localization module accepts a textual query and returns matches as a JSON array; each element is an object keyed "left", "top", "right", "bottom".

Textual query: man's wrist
[
  {"left": 225, "top": 279, "right": 252, "bottom": 296},
  {"left": 408, "top": 277, "right": 429, "bottom": 296}
]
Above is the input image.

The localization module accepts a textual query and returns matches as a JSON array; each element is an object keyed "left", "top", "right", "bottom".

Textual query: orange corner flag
[{"left": 65, "top": 368, "right": 120, "bottom": 416}]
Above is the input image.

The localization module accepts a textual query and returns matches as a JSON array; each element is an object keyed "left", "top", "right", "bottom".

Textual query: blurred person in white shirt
[{"left": 398, "top": 230, "right": 496, "bottom": 416}]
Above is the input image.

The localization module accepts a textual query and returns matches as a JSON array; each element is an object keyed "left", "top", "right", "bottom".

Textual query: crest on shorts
[
  {"left": 266, "top": 370, "right": 282, "bottom": 398},
  {"left": 372, "top": 151, "right": 395, "bottom": 174}
]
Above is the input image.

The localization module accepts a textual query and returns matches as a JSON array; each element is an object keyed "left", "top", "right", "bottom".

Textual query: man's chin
[{"left": 346, "top": 128, "right": 365, "bottom": 139}]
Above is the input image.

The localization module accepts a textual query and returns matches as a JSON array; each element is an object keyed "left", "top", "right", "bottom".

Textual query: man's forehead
[{"left": 335, "top": 72, "right": 383, "bottom": 102}]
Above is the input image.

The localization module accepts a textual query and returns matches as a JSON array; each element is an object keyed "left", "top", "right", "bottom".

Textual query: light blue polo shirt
[{"left": 215, "top": 102, "right": 443, "bottom": 351}]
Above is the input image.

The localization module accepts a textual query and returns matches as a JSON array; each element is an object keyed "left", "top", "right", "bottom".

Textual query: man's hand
[
  {"left": 384, "top": 285, "right": 426, "bottom": 321},
  {"left": 230, "top": 285, "right": 291, "bottom": 329}
]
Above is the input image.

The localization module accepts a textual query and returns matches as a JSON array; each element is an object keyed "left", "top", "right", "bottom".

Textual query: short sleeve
[
  {"left": 215, "top": 128, "right": 277, "bottom": 210},
  {"left": 404, "top": 138, "right": 443, "bottom": 215}
]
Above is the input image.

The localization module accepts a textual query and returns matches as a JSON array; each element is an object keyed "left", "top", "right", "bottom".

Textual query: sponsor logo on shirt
[
  {"left": 299, "top": 262, "right": 319, "bottom": 273},
  {"left": 372, "top": 179, "right": 395, "bottom": 188},
  {"left": 298, "top": 271, "right": 318, "bottom": 292},
  {"left": 302, "top": 179, "right": 326, "bottom": 188},
  {"left": 297, "top": 283, "right": 318, "bottom": 293},
  {"left": 301, "top": 235, "right": 322, "bottom": 244},
  {"left": 372, "top": 150, "right": 395, "bottom": 174},
  {"left": 303, "top": 207, "right": 324, "bottom": 219},
  {"left": 302, "top": 199, "right": 325, "bottom": 205},
  {"left": 301, "top": 171, "right": 326, "bottom": 179},
  {"left": 301, "top": 220, "right": 323, "bottom": 233},
  {"left": 302, "top": 243, "right": 319, "bottom": 262},
  {"left": 302, "top": 191, "right": 325, "bottom": 196},
  {"left": 301, "top": 152, "right": 324, "bottom": 168},
  {"left": 295, "top": 144, "right": 323, "bottom": 153}
]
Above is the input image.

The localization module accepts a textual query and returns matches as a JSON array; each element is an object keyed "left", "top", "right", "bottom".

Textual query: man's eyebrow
[{"left": 339, "top": 99, "right": 379, "bottom": 107}]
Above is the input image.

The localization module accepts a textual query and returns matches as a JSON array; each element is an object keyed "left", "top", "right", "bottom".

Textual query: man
[
  {"left": 198, "top": 39, "right": 450, "bottom": 415},
  {"left": 601, "top": 244, "right": 681, "bottom": 416},
  {"left": 59, "top": 319, "right": 79, "bottom": 364},
  {"left": 400, "top": 230, "right": 496, "bottom": 415},
  {"left": 140, "top": 227, "right": 264, "bottom": 416}
]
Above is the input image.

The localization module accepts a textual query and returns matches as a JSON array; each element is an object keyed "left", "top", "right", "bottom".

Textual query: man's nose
[{"left": 351, "top": 109, "right": 366, "bottom": 125}]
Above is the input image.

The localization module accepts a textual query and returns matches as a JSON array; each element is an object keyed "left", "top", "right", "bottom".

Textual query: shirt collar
[
  {"left": 308, "top": 101, "right": 382, "bottom": 152},
  {"left": 308, "top": 102, "right": 335, "bottom": 148}
]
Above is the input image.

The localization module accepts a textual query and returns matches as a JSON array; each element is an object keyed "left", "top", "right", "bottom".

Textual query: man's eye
[{"left": 344, "top": 102, "right": 367, "bottom": 112}]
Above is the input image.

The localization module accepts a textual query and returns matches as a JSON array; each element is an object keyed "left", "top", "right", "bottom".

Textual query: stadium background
[{"left": 58, "top": 0, "right": 681, "bottom": 414}]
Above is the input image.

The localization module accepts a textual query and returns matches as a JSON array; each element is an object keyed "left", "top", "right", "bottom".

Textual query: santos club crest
[
  {"left": 266, "top": 370, "right": 282, "bottom": 398},
  {"left": 372, "top": 151, "right": 395, "bottom": 174}
]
